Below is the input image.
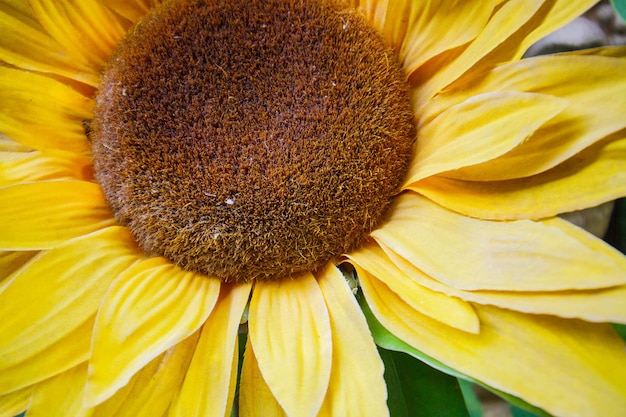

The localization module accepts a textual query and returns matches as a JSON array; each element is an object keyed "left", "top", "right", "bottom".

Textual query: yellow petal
[
  {"left": 0, "top": 317, "right": 92, "bottom": 396},
  {"left": 27, "top": 363, "right": 91, "bottom": 417},
  {"left": 170, "top": 283, "right": 252, "bottom": 417},
  {"left": 346, "top": 241, "right": 479, "bottom": 333},
  {"left": 360, "top": 275, "right": 626, "bottom": 417},
  {"left": 28, "top": 0, "right": 127, "bottom": 70},
  {"left": 0, "top": 68, "right": 92, "bottom": 153},
  {"left": 315, "top": 264, "right": 389, "bottom": 417},
  {"left": 86, "top": 257, "right": 221, "bottom": 406},
  {"left": 352, "top": 0, "right": 410, "bottom": 50},
  {"left": 424, "top": 55, "right": 626, "bottom": 180},
  {"left": 92, "top": 333, "right": 198, "bottom": 417},
  {"left": 239, "top": 338, "right": 287, "bottom": 417},
  {"left": 515, "top": 0, "right": 598, "bottom": 59},
  {"left": 0, "top": 181, "right": 115, "bottom": 250},
  {"left": 249, "top": 273, "right": 332, "bottom": 417},
  {"left": 371, "top": 192, "right": 626, "bottom": 291},
  {"left": 101, "top": 0, "right": 158, "bottom": 23},
  {"left": 405, "top": 92, "right": 567, "bottom": 184},
  {"left": 0, "top": 226, "right": 139, "bottom": 377},
  {"left": 411, "top": 136, "right": 626, "bottom": 220},
  {"left": 0, "top": 151, "right": 92, "bottom": 187},
  {"left": 0, "top": 385, "right": 31, "bottom": 417},
  {"left": 399, "top": 0, "right": 495, "bottom": 75},
  {"left": 0, "top": 2, "right": 99, "bottom": 86},
  {"left": 380, "top": 241, "right": 626, "bottom": 324},
  {"left": 414, "top": 0, "right": 544, "bottom": 107},
  {"left": 0, "top": 133, "right": 31, "bottom": 152},
  {"left": 0, "top": 250, "right": 36, "bottom": 289}
]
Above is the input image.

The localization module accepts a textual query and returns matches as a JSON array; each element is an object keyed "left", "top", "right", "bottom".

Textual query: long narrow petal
[
  {"left": 411, "top": 136, "right": 626, "bottom": 220},
  {"left": 360, "top": 274, "right": 626, "bottom": 417},
  {"left": 0, "top": 1, "right": 99, "bottom": 86},
  {"left": 380, "top": 242, "right": 626, "bottom": 324},
  {"left": 0, "top": 181, "right": 115, "bottom": 250},
  {"left": 346, "top": 241, "right": 479, "bottom": 333},
  {"left": 26, "top": 363, "right": 91, "bottom": 417},
  {"left": 101, "top": 0, "right": 159, "bottom": 23},
  {"left": 0, "top": 250, "right": 36, "bottom": 290},
  {"left": 0, "top": 134, "right": 31, "bottom": 153},
  {"left": 405, "top": 92, "right": 566, "bottom": 184},
  {"left": 414, "top": 0, "right": 544, "bottom": 107},
  {"left": 399, "top": 0, "right": 495, "bottom": 75},
  {"left": 0, "top": 317, "right": 92, "bottom": 395},
  {"left": 0, "top": 151, "right": 92, "bottom": 187},
  {"left": 28, "top": 0, "right": 127, "bottom": 70},
  {"left": 239, "top": 338, "right": 287, "bottom": 417},
  {"left": 249, "top": 273, "right": 332, "bottom": 417},
  {"left": 0, "top": 385, "right": 31, "bottom": 417},
  {"left": 371, "top": 193, "right": 626, "bottom": 291},
  {"left": 86, "top": 257, "right": 220, "bottom": 406},
  {"left": 0, "top": 68, "right": 92, "bottom": 153},
  {"left": 423, "top": 55, "right": 626, "bottom": 180},
  {"left": 0, "top": 227, "right": 139, "bottom": 376},
  {"left": 433, "top": 0, "right": 598, "bottom": 93},
  {"left": 515, "top": 0, "right": 598, "bottom": 58},
  {"left": 170, "top": 283, "right": 252, "bottom": 417},
  {"left": 92, "top": 334, "right": 198, "bottom": 417},
  {"left": 316, "top": 264, "right": 389, "bottom": 417}
]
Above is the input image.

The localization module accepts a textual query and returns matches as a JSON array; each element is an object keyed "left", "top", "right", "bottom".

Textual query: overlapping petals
[{"left": 0, "top": 0, "right": 625, "bottom": 416}]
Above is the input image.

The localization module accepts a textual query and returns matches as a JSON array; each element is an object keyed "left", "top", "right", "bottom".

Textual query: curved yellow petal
[
  {"left": 380, "top": 241, "right": 626, "bottom": 324},
  {"left": 425, "top": 55, "right": 626, "bottom": 180},
  {"left": 170, "top": 283, "right": 252, "bottom": 417},
  {"left": 0, "top": 250, "right": 36, "bottom": 289},
  {"left": 28, "top": 0, "right": 127, "bottom": 70},
  {"left": 92, "top": 333, "right": 198, "bottom": 417},
  {"left": 405, "top": 91, "right": 567, "bottom": 184},
  {"left": 239, "top": 338, "right": 287, "bottom": 417},
  {"left": 316, "top": 264, "right": 389, "bottom": 417},
  {"left": 0, "top": 68, "right": 92, "bottom": 153},
  {"left": 399, "top": 0, "right": 495, "bottom": 76},
  {"left": 346, "top": 241, "right": 479, "bottom": 333},
  {"left": 27, "top": 363, "right": 90, "bottom": 417},
  {"left": 0, "top": 385, "right": 31, "bottom": 417},
  {"left": 86, "top": 257, "right": 220, "bottom": 406},
  {"left": 411, "top": 136, "right": 626, "bottom": 220},
  {"left": 0, "top": 151, "right": 92, "bottom": 187},
  {"left": 101, "top": 0, "right": 159, "bottom": 23},
  {"left": 372, "top": 193, "right": 626, "bottom": 291},
  {"left": 249, "top": 273, "right": 332, "bottom": 417},
  {"left": 515, "top": 0, "right": 598, "bottom": 58},
  {"left": 0, "top": 1, "right": 99, "bottom": 86},
  {"left": 414, "top": 0, "right": 544, "bottom": 107},
  {"left": 360, "top": 275, "right": 626, "bottom": 417},
  {"left": 0, "top": 181, "right": 115, "bottom": 250},
  {"left": 0, "top": 227, "right": 139, "bottom": 377},
  {"left": 0, "top": 317, "right": 92, "bottom": 396},
  {"left": 0, "top": 134, "right": 31, "bottom": 153}
]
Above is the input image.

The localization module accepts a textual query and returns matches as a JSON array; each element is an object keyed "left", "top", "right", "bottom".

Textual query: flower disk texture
[{"left": 91, "top": 0, "right": 416, "bottom": 282}]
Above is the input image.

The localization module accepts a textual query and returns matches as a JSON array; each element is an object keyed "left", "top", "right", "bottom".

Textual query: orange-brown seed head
[{"left": 91, "top": 0, "right": 416, "bottom": 283}]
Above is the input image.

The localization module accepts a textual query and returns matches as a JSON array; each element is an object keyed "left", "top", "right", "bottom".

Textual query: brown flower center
[{"left": 91, "top": 0, "right": 415, "bottom": 283}]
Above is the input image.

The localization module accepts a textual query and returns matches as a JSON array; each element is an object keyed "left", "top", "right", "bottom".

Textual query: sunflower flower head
[
  {"left": 91, "top": 0, "right": 416, "bottom": 283},
  {"left": 1, "top": 0, "right": 626, "bottom": 417}
]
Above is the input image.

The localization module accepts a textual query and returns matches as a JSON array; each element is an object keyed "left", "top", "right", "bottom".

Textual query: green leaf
[
  {"left": 611, "top": 0, "right": 626, "bottom": 21},
  {"left": 612, "top": 323, "right": 626, "bottom": 343},
  {"left": 357, "top": 293, "right": 552, "bottom": 417},
  {"left": 511, "top": 404, "right": 543, "bottom": 417},
  {"left": 379, "top": 347, "right": 469, "bottom": 417},
  {"left": 459, "top": 380, "right": 484, "bottom": 417}
]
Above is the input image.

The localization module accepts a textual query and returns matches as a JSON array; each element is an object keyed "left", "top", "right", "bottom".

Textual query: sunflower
[{"left": 1, "top": 0, "right": 626, "bottom": 416}]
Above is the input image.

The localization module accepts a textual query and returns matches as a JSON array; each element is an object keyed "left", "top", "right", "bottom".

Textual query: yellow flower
[{"left": 1, "top": 0, "right": 626, "bottom": 416}]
